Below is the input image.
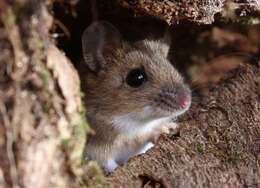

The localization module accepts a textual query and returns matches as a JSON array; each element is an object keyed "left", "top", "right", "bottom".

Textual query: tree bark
[
  {"left": 0, "top": 1, "right": 106, "bottom": 188},
  {"left": 119, "top": 0, "right": 260, "bottom": 24}
]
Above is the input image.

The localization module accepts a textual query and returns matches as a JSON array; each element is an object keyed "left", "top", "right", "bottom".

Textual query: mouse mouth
[{"left": 153, "top": 102, "right": 191, "bottom": 119}]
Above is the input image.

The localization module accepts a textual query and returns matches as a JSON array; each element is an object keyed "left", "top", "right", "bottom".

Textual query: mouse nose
[
  {"left": 157, "top": 84, "right": 191, "bottom": 111},
  {"left": 174, "top": 85, "right": 191, "bottom": 109},
  {"left": 178, "top": 90, "right": 191, "bottom": 108},
  {"left": 175, "top": 84, "right": 191, "bottom": 108}
]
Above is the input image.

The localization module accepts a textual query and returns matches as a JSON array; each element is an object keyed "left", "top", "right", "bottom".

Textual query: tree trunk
[{"left": 0, "top": 1, "right": 106, "bottom": 188}]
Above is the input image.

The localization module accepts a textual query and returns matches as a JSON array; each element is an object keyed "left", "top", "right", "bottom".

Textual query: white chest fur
[
  {"left": 112, "top": 106, "right": 174, "bottom": 134},
  {"left": 107, "top": 107, "right": 178, "bottom": 172},
  {"left": 112, "top": 111, "right": 173, "bottom": 138}
]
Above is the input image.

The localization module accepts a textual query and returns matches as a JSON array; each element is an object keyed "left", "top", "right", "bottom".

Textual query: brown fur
[{"left": 80, "top": 21, "right": 191, "bottom": 171}]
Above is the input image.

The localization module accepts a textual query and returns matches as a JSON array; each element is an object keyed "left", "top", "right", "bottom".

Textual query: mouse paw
[
  {"left": 102, "top": 159, "right": 119, "bottom": 173},
  {"left": 149, "top": 125, "right": 168, "bottom": 142},
  {"left": 150, "top": 122, "right": 179, "bottom": 142},
  {"left": 166, "top": 122, "right": 179, "bottom": 131},
  {"left": 137, "top": 142, "right": 154, "bottom": 154}
]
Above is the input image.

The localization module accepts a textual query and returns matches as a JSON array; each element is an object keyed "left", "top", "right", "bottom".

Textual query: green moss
[
  {"left": 78, "top": 105, "right": 90, "bottom": 134},
  {"left": 42, "top": 100, "right": 52, "bottom": 114},
  {"left": 61, "top": 138, "right": 70, "bottom": 149},
  {"left": 69, "top": 106, "right": 89, "bottom": 165},
  {"left": 66, "top": 103, "right": 109, "bottom": 187},
  {"left": 238, "top": 15, "right": 260, "bottom": 25},
  {"left": 38, "top": 64, "right": 52, "bottom": 88},
  {"left": 226, "top": 150, "right": 244, "bottom": 164},
  {"left": 73, "top": 104, "right": 109, "bottom": 187},
  {"left": 196, "top": 143, "right": 205, "bottom": 153},
  {"left": 82, "top": 161, "right": 110, "bottom": 188},
  {"left": 2, "top": 8, "right": 16, "bottom": 27},
  {"left": 246, "top": 16, "right": 260, "bottom": 25}
]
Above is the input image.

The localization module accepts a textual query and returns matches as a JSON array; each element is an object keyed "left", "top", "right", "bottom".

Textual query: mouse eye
[{"left": 126, "top": 67, "right": 147, "bottom": 88}]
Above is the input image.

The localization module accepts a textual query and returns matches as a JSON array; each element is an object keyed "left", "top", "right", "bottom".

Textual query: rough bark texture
[
  {"left": 107, "top": 63, "right": 260, "bottom": 187},
  {"left": 119, "top": 0, "right": 260, "bottom": 24},
  {"left": 0, "top": 1, "right": 107, "bottom": 188}
]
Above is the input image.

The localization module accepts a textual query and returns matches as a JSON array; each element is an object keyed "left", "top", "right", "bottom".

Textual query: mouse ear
[
  {"left": 135, "top": 30, "right": 171, "bottom": 58},
  {"left": 161, "top": 29, "right": 172, "bottom": 57},
  {"left": 82, "top": 21, "right": 122, "bottom": 73}
]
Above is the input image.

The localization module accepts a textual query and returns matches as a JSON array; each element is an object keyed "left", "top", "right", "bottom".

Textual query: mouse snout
[
  {"left": 155, "top": 84, "right": 191, "bottom": 113},
  {"left": 170, "top": 84, "right": 191, "bottom": 110},
  {"left": 176, "top": 86, "right": 191, "bottom": 109}
]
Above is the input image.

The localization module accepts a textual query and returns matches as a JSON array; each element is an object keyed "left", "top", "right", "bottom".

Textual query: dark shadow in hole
[{"left": 139, "top": 175, "right": 167, "bottom": 188}]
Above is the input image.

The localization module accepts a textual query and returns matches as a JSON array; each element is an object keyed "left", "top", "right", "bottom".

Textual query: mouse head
[{"left": 82, "top": 21, "right": 191, "bottom": 125}]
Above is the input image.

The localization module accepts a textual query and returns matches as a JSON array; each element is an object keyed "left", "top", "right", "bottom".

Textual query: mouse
[{"left": 81, "top": 21, "right": 191, "bottom": 172}]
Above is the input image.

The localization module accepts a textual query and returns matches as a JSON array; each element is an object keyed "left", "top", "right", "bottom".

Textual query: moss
[
  {"left": 78, "top": 105, "right": 90, "bottom": 134},
  {"left": 38, "top": 63, "right": 52, "bottom": 89},
  {"left": 42, "top": 100, "right": 52, "bottom": 114},
  {"left": 224, "top": 14, "right": 260, "bottom": 25},
  {"left": 72, "top": 104, "right": 109, "bottom": 187},
  {"left": 69, "top": 106, "right": 89, "bottom": 170},
  {"left": 225, "top": 150, "right": 245, "bottom": 165},
  {"left": 196, "top": 143, "right": 205, "bottom": 153},
  {"left": 1, "top": 8, "right": 16, "bottom": 27},
  {"left": 65, "top": 102, "right": 109, "bottom": 187},
  {"left": 61, "top": 138, "right": 70, "bottom": 149},
  {"left": 244, "top": 16, "right": 260, "bottom": 25},
  {"left": 82, "top": 161, "right": 110, "bottom": 188}
]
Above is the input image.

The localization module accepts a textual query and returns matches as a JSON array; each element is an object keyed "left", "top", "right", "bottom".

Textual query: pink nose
[{"left": 179, "top": 93, "right": 191, "bottom": 108}]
